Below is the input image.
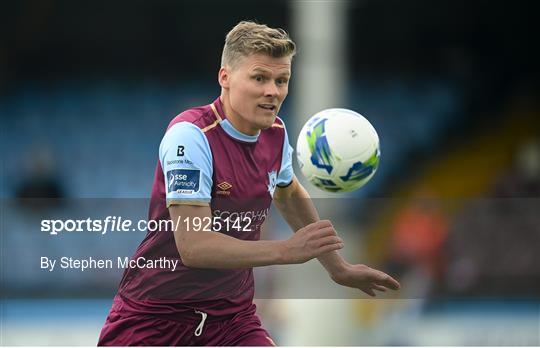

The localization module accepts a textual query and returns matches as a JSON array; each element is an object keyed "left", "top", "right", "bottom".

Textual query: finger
[
  {"left": 376, "top": 273, "right": 400, "bottom": 290},
  {"left": 302, "top": 221, "right": 325, "bottom": 232},
  {"left": 312, "top": 226, "right": 338, "bottom": 238},
  {"left": 314, "top": 220, "right": 333, "bottom": 228},
  {"left": 315, "top": 236, "right": 343, "bottom": 248},
  {"left": 319, "top": 243, "right": 343, "bottom": 255},
  {"left": 301, "top": 224, "right": 335, "bottom": 236},
  {"left": 361, "top": 288, "right": 376, "bottom": 297},
  {"left": 372, "top": 284, "right": 387, "bottom": 292}
]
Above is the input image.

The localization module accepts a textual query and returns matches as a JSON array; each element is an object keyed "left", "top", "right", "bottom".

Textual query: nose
[{"left": 264, "top": 83, "right": 279, "bottom": 98}]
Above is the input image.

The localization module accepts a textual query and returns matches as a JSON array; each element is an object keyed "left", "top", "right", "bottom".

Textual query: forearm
[
  {"left": 178, "top": 229, "right": 286, "bottom": 269},
  {"left": 171, "top": 204, "right": 287, "bottom": 269},
  {"left": 275, "top": 180, "right": 348, "bottom": 276},
  {"left": 171, "top": 202, "right": 341, "bottom": 269}
]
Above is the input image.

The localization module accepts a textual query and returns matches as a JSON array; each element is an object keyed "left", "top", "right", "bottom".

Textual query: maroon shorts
[{"left": 97, "top": 300, "right": 276, "bottom": 346}]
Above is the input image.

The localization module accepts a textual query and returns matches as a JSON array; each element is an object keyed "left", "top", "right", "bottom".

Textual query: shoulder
[
  {"left": 160, "top": 105, "right": 217, "bottom": 160},
  {"left": 167, "top": 104, "right": 220, "bottom": 133}
]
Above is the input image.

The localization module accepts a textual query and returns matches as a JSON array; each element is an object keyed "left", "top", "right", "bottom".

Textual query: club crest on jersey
[{"left": 267, "top": 170, "right": 277, "bottom": 197}]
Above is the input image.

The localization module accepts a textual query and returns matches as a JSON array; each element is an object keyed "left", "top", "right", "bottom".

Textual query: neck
[{"left": 220, "top": 93, "right": 260, "bottom": 136}]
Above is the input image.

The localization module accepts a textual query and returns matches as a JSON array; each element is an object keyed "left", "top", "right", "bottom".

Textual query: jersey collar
[{"left": 213, "top": 97, "right": 259, "bottom": 143}]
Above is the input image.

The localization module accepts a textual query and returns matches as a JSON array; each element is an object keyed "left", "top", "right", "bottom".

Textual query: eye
[
  {"left": 253, "top": 75, "right": 264, "bottom": 82},
  {"left": 276, "top": 78, "right": 289, "bottom": 86}
]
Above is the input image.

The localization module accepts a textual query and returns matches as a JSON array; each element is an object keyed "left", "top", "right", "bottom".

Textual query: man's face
[{"left": 220, "top": 53, "right": 291, "bottom": 133}]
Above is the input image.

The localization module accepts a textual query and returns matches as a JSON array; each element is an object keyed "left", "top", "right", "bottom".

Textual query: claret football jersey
[{"left": 117, "top": 97, "right": 293, "bottom": 317}]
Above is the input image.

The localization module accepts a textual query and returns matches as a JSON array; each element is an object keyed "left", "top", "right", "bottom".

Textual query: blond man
[{"left": 98, "top": 21, "right": 399, "bottom": 346}]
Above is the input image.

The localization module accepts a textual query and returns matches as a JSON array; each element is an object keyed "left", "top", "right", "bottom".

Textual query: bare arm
[
  {"left": 274, "top": 178, "right": 348, "bottom": 276},
  {"left": 170, "top": 204, "right": 343, "bottom": 269},
  {"left": 274, "top": 177, "right": 400, "bottom": 296}
]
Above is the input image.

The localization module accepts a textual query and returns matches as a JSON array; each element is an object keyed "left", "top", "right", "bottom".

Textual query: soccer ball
[{"left": 296, "top": 108, "right": 380, "bottom": 193}]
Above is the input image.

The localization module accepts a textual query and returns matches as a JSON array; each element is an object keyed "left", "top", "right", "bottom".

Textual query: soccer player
[{"left": 98, "top": 21, "right": 400, "bottom": 346}]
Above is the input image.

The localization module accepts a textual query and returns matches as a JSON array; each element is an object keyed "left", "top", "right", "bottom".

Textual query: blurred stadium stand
[{"left": 1, "top": 0, "right": 539, "bottom": 345}]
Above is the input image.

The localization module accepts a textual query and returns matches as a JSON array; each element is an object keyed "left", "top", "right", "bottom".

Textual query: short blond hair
[{"left": 221, "top": 21, "right": 296, "bottom": 69}]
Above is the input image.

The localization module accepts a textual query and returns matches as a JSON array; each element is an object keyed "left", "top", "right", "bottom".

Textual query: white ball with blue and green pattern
[{"left": 296, "top": 108, "right": 380, "bottom": 193}]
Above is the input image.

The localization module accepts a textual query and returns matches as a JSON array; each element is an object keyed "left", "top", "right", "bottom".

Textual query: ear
[{"left": 218, "top": 67, "right": 230, "bottom": 89}]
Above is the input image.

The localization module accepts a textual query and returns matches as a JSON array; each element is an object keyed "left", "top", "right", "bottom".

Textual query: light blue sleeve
[
  {"left": 277, "top": 123, "right": 294, "bottom": 187},
  {"left": 159, "top": 122, "right": 213, "bottom": 206}
]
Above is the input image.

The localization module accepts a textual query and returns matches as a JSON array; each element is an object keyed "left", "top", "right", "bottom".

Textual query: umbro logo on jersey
[
  {"left": 217, "top": 181, "right": 232, "bottom": 196},
  {"left": 217, "top": 182, "right": 232, "bottom": 190}
]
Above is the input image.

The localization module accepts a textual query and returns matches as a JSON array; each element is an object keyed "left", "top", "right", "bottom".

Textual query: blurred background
[{"left": 1, "top": 0, "right": 539, "bottom": 345}]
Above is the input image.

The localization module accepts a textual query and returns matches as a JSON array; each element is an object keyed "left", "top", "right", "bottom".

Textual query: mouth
[{"left": 258, "top": 104, "right": 277, "bottom": 112}]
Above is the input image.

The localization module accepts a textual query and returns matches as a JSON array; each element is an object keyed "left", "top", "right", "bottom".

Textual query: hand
[
  {"left": 331, "top": 263, "right": 400, "bottom": 297},
  {"left": 283, "top": 220, "right": 343, "bottom": 264}
]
